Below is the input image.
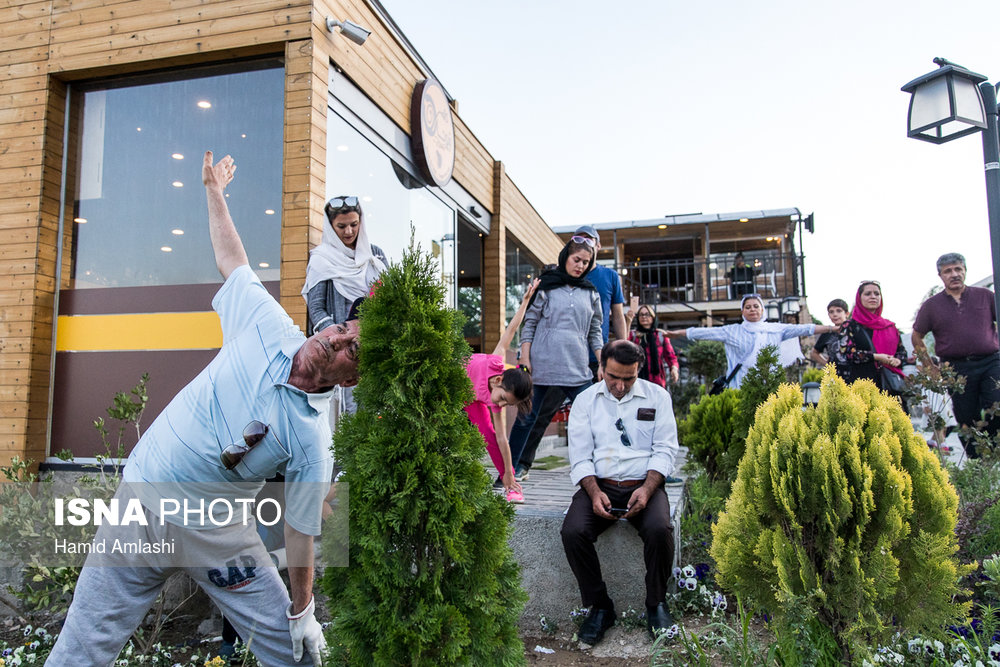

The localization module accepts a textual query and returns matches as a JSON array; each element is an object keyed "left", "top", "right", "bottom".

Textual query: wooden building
[
  {"left": 1, "top": 0, "right": 563, "bottom": 466},
  {"left": 553, "top": 208, "right": 814, "bottom": 327}
]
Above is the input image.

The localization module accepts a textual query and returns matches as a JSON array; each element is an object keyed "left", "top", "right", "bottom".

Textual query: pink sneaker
[{"left": 505, "top": 488, "right": 524, "bottom": 504}]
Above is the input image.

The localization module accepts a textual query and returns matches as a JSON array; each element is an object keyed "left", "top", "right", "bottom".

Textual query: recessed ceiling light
[
  {"left": 171, "top": 229, "right": 184, "bottom": 235},
  {"left": 658, "top": 224, "right": 667, "bottom": 229},
  {"left": 74, "top": 217, "right": 87, "bottom": 223},
  {"left": 259, "top": 262, "right": 270, "bottom": 268},
  {"left": 197, "top": 101, "right": 212, "bottom": 109},
  {"left": 739, "top": 218, "right": 749, "bottom": 223},
  {"left": 172, "top": 181, "right": 183, "bottom": 188},
  {"left": 241, "top": 134, "right": 247, "bottom": 138},
  {"left": 264, "top": 209, "right": 275, "bottom": 215},
  {"left": 171, "top": 153, "right": 184, "bottom": 160},
  {"left": 161, "top": 246, "right": 172, "bottom": 252},
  {"left": 460, "top": 270, "right": 465, "bottom": 274},
  {"left": 336, "top": 145, "right": 349, "bottom": 151}
]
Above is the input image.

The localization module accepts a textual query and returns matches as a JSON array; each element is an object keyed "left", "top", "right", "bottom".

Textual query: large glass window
[
  {"left": 69, "top": 62, "right": 284, "bottom": 288},
  {"left": 325, "top": 110, "right": 456, "bottom": 305},
  {"left": 505, "top": 239, "right": 541, "bottom": 350}
]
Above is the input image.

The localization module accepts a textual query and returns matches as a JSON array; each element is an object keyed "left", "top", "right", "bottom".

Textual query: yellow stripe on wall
[{"left": 56, "top": 312, "right": 223, "bottom": 351}]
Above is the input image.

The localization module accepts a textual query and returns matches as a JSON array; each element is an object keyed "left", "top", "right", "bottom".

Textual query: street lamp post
[{"left": 902, "top": 58, "right": 1000, "bottom": 327}]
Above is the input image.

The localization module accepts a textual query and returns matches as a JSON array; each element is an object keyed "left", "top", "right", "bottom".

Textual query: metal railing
[{"left": 620, "top": 252, "right": 805, "bottom": 305}]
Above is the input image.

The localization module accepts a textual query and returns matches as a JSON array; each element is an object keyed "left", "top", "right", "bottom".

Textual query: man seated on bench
[{"left": 560, "top": 339, "right": 679, "bottom": 646}]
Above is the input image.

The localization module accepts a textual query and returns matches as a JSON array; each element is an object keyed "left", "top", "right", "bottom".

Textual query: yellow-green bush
[{"left": 711, "top": 369, "right": 970, "bottom": 654}]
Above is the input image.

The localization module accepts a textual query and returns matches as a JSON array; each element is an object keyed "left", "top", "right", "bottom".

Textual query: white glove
[{"left": 286, "top": 595, "right": 326, "bottom": 665}]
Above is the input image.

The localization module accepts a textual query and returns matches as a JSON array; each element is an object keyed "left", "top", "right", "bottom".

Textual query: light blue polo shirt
[{"left": 123, "top": 265, "right": 334, "bottom": 536}]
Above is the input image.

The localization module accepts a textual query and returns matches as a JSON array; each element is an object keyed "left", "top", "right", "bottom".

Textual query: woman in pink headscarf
[{"left": 845, "top": 280, "right": 908, "bottom": 404}]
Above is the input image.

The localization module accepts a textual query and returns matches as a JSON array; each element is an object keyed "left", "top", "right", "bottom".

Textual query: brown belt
[{"left": 597, "top": 477, "right": 644, "bottom": 488}]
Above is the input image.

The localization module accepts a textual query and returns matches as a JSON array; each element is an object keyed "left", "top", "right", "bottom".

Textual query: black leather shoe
[
  {"left": 578, "top": 606, "right": 616, "bottom": 645},
  {"left": 646, "top": 602, "right": 675, "bottom": 638}
]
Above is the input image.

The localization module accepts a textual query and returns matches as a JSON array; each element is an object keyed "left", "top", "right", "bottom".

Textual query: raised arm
[
  {"left": 202, "top": 151, "right": 249, "bottom": 279},
  {"left": 493, "top": 278, "right": 539, "bottom": 356}
]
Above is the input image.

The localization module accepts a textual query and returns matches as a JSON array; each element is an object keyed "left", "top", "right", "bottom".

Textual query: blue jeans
[{"left": 510, "top": 383, "right": 591, "bottom": 471}]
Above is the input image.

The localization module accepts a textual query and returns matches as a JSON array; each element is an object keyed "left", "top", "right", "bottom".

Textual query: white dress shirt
[{"left": 567, "top": 378, "right": 678, "bottom": 486}]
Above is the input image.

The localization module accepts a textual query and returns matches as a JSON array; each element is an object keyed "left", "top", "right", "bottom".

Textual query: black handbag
[
  {"left": 879, "top": 366, "right": 907, "bottom": 394},
  {"left": 857, "top": 325, "right": 906, "bottom": 394},
  {"left": 709, "top": 363, "right": 742, "bottom": 395}
]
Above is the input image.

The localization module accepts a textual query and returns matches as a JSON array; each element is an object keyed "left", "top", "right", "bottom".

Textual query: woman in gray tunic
[
  {"left": 509, "top": 237, "right": 603, "bottom": 480},
  {"left": 301, "top": 196, "right": 386, "bottom": 413}
]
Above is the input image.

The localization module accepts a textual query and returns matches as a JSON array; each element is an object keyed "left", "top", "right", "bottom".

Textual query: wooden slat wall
[
  {"left": 1, "top": 0, "right": 561, "bottom": 468},
  {"left": 0, "top": 1, "right": 53, "bottom": 467},
  {"left": 501, "top": 169, "right": 564, "bottom": 264}
]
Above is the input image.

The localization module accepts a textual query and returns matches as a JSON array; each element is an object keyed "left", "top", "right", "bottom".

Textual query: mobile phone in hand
[
  {"left": 609, "top": 506, "right": 629, "bottom": 517},
  {"left": 630, "top": 295, "right": 639, "bottom": 311}
]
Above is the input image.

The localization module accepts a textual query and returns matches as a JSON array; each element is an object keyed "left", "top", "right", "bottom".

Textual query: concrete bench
[{"left": 508, "top": 446, "right": 687, "bottom": 632}]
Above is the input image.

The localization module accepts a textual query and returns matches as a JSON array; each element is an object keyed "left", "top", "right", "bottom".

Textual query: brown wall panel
[{"left": 51, "top": 349, "right": 218, "bottom": 458}]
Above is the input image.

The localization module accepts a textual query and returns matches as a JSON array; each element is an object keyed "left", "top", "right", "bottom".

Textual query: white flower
[
  {"left": 665, "top": 624, "right": 679, "bottom": 639},
  {"left": 21, "top": 627, "right": 32, "bottom": 638},
  {"left": 672, "top": 566, "right": 683, "bottom": 579},
  {"left": 682, "top": 565, "right": 696, "bottom": 579},
  {"left": 683, "top": 577, "right": 698, "bottom": 590}
]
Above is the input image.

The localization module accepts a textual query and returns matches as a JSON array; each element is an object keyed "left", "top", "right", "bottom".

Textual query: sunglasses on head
[
  {"left": 220, "top": 421, "right": 269, "bottom": 470},
  {"left": 326, "top": 196, "right": 359, "bottom": 215},
  {"left": 859, "top": 280, "right": 881, "bottom": 287},
  {"left": 570, "top": 235, "right": 596, "bottom": 247}
]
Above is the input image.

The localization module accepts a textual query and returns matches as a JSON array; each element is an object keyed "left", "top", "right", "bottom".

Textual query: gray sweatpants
[{"left": 45, "top": 493, "right": 305, "bottom": 667}]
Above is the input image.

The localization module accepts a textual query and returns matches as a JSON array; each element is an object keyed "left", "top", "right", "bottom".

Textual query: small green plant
[
  {"left": 907, "top": 357, "right": 966, "bottom": 455},
  {"left": 538, "top": 614, "right": 558, "bottom": 636},
  {"left": 766, "top": 594, "right": 841, "bottom": 667},
  {"left": 685, "top": 340, "right": 727, "bottom": 385},
  {"left": 617, "top": 606, "right": 647, "bottom": 632},
  {"left": 679, "top": 390, "right": 741, "bottom": 483},
  {"left": 680, "top": 466, "right": 727, "bottom": 565},
  {"left": 651, "top": 595, "right": 763, "bottom": 667}
]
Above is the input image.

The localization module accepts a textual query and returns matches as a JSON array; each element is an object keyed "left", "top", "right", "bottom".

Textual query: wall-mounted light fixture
[
  {"left": 469, "top": 205, "right": 482, "bottom": 219},
  {"left": 326, "top": 17, "right": 371, "bottom": 45}
]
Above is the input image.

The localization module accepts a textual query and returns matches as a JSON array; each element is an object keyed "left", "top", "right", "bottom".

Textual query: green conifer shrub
[
  {"left": 320, "top": 247, "right": 527, "bottom": 666},
  {"left": 711, "top": 369, "right": 971, "bottom": 658},
  {"left": 685, "top": 340, "right": 727, "bottom": 385},
  {"left": 801, "top": 367, "right": 823, "bottom": 384},
  {"left": 679, "top": 389, "right": 741, "bottom": 482}
]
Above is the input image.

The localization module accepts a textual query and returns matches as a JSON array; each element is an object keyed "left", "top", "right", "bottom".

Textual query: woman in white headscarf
[
  {"left": 302, "top": 195, "right": 387, "bottom": 334},
  {"left": 302, "top": 196, "right": 387, "bottom": 415},
  {"left": 666, "top": 293, "right": 834, "bottom": 389}
]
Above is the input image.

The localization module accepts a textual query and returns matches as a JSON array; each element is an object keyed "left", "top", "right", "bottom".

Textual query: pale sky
[{"left": 379, "top": 0, "right": 1000, "bottom": 328}]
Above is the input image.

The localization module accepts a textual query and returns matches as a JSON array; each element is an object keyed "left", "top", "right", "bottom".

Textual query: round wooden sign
[{"left": 410, "top": 78, "right": 455, "bottom": 187}]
